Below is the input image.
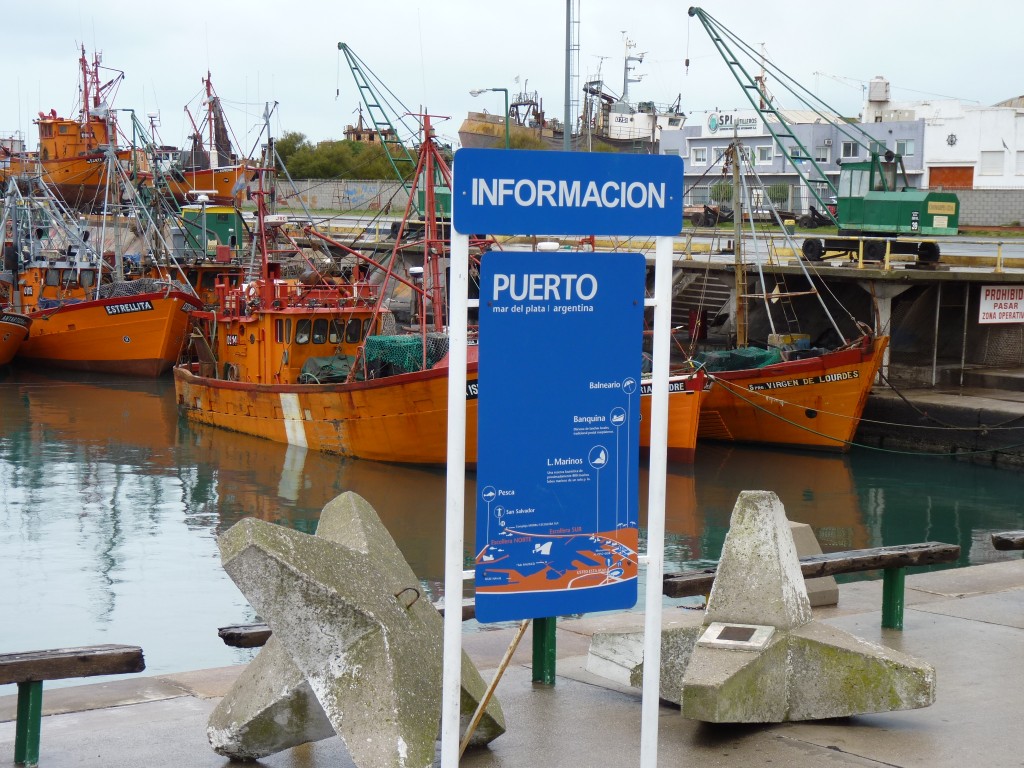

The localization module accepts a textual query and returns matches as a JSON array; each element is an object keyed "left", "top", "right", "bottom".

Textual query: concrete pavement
[{"left": 2, "top": 558, "right": 1022, "bottom": 767}]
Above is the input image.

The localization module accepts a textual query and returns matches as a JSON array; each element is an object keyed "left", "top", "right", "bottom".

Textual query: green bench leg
[
  {"left": 532, "top": 616, "right": 556, "bottom": 685},
  {"left": 14, "top": 680, "right": 43, "bottom": 766},
  {"left": 881, "top": 566, "right": 906, "bottom": 630}
]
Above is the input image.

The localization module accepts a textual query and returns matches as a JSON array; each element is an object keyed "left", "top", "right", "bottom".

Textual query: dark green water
[{"left": 1, "top": 368, "right": 1021, "bottom": 679}]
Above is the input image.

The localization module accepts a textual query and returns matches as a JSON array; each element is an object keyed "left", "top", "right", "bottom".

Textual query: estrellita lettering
[
  {"left": 472, "top": 177, "right": 666, "bottom": 210},
  {"left": 492, "top": 273, "right": 598, "bottom": 301}
]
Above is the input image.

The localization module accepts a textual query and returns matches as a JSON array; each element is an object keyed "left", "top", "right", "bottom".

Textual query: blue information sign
[
  {"left": 474, "top": 251, "right": 645, "bottom": 623},
  {"left": 452, "top": 148, "right": 683, "bottom": 236}
]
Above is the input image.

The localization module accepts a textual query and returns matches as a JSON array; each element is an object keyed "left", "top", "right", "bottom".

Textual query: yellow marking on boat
[{"left": 279, "top": 393, "right": 308, "bottom": 448}]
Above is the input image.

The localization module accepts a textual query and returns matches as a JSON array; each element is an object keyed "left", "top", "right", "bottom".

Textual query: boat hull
[
  {"left": 1, "top": 151, "right": 145, "bottom": 210},
  {"left": 175, "top": 363, "right": 469, "bottom": 464},
  {"left": 17, "top": 291, "right": 201, "bottom": 377},
  {"left": 174, "top": 364, "right": 704, "bottom": 466},
  {"left": 0, "top": 312, "right": 31, "bottom": 365},
  {"left": 698, "top": 336, "right": 888, "bottom": 452},
  {"left": 166, "top": 165, "right": 249, "bottom": 206}
]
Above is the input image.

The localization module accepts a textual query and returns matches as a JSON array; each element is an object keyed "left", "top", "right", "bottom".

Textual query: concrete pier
[{"left": 1, "top": 559, "right": 1021, "bottom": 767}]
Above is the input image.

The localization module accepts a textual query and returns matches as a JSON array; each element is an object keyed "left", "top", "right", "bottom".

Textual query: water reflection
[{"left": 1, "top": 370, "right": 1022, "bottom": 678}]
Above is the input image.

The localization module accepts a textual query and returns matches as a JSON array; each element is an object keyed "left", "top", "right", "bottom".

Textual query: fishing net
[
  {"left": 363, "top": 333, "right": 450, "bottom": 374},
  {"left": 97, "top": 278, "right": 192, "bottom": 299},
  {"left": 693, "top": 346, "right": 784, "bottom": 372},
  {"left": 299, "top": 355, "right": 357, "bottom": 384}
]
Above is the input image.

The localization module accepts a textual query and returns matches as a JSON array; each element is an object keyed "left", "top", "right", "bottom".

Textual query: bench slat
[
  {"left": 663, "top": 542, "right": 960, "bottom": 598},
  {"left": 991, "top": 531, "right": 1024, "bottom": 551},
  {"left": 0, "top": 645, "right": 145, "bottom": 685}
]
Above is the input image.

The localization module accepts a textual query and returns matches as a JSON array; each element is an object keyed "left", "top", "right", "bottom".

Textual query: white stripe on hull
[{"left": 279, "top": 393, "right": 308, "bottom": 448}]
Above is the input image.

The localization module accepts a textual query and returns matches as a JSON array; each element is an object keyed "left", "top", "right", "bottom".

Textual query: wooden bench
[
  {"left": 991, "top": 531, "right": 1024, "bottom": 551},
  {"left": 0, "top": 644, "right": 145, "bottom": 766},
  {"left": 219, "top": 543, "right": 959, "bottom": 649},
  {"left": 664, "top": 541, "right": 960, "bottom": 630}
]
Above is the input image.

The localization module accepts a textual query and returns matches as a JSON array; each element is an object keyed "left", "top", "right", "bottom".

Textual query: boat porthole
[
  {"left": 805, "top": 409, "right": 818, "bottom": 419},
  {"left": 122, "top": 335, "right": 131, "bottom": 343},
  {"left": 249, "top": 334, "right": 256, "bottom": 344}
]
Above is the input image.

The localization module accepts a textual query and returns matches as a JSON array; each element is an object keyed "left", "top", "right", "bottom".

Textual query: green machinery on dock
[{"left": 687, "top": 6, "right": 960, "bottom": 264}]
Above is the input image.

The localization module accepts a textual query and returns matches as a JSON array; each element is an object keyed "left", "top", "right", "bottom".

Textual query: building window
[
  {"left": 692, "top": 147, "right": 707, "bottom": 165},
  {"left": 980, "top": 151, "right": 1003, "bottom": 176},
  {"left": 790, "top": 146, "right": 804, "bottom": 159},
  {"left": 814, "top": 146, "right": 830, "bottom": 163},
  {"left": 713, "top": 147, "right": 726, "bottom": 164},
  {"left": 841, "top": 141, "right": 860, "bottom": 159},
  {"left": 896, "top": 139, "right": 915, "bottom": 157},
  {"left": 664, "top": 148, "right": 680, "bottom": 156},
  {"left": 757, "top": 145, "right": 773, "bottom": 164},
  {"left": 869, "top": 140, "right": 887, "bottom": 155},
  {"left": 1016, "top": 151, "right": 1024, "bottom": 176}
]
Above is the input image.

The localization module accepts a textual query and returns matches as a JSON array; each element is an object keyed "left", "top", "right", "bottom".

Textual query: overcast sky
[{"left": 3, "top": 0, "right": 1018, "bottom": 154}]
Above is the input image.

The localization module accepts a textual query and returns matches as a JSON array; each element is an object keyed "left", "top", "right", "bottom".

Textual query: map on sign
[{"left": 474, "top": 250, "right": 645, "bottom": 623}]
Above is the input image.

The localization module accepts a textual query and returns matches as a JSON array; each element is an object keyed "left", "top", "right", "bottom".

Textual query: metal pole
[
  {"left": 639, "top": 235, "right": 673, "bottom": 768},
  {"left": 440, "top": 228, "right": 470, "bottom": 768},
  {"left": 499, "top": 89, "right": 509, "bottom": 149},
  {"left": 931, "top": 283, "right": 942, "bottom": 387},
  {"left": 960, "top": 285, "right": 970, "bottom": 388},
  {"left": 564, "top": 0, "right": 572, "bottom": 151},
  {"left": 881, "top": 567, "right": 905, "bottom": 630},
  {"left": 532, "top": 616, "right": 556, "bottom": 684},
  {"left": 731, "top": 141, "right": 746, "bottom": 347},
  {"left": 14, "top": 680, "right": 43, "bottom": 765}
]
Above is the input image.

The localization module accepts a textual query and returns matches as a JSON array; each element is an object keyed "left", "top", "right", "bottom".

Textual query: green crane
[
  {"left": 337, "top": 42, "right": 422, "bottom": 213},
  {"left": 687, "top": 7, "right": 959, "bottom": 264}
]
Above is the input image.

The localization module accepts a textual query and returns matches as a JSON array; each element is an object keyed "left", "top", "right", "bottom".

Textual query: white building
[{"left": 861, "top": 76, "right": 1024, "bottom": 190}]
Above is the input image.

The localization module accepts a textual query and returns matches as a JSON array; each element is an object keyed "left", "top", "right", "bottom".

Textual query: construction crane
[
  {"left": 337, "top": 43, "right": 423, "bottom": 213},
  {"left": 687, "top": 7, "right": 959, "bottom": 264}
]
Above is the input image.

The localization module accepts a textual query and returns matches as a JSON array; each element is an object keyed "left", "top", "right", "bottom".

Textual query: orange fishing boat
[
  {"left": 174, "top": 118, "right": 705, "bottom": 465},
  {"left": 2, "top": 178, "right": 202, "bottom": 376},
  {"left": 16, "top": 286, "right": 201, "bottom": 376},
  {"left": 687, "top": 139, "right": 887, "bottom": 453},
  {"left": 0, "top": 310, "right": 31, "bottom": 365},
  {"left": 697, "top": 335, "right": 887, "bottom": 452},
  {"left": 0, "top": 46, "right": 150, "bottom": 211},
  {"left": 154, "top": 73, "right": 251, "bottom": 206}
]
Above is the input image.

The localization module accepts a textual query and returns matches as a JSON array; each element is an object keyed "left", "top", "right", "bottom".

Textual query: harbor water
[{"left": 1, "top": 368, "right": 1022, "bottom": 682}]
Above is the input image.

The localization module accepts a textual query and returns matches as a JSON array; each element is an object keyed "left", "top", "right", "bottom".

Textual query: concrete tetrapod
[
  {"left": 587, "top": 490, "right": 936, "bottom": 722},
  {"left": 208, "top": 492, "right": 505, "bottom": 766}
]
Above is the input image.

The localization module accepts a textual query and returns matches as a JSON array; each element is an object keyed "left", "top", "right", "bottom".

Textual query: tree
[
  {"left": 274, "top": 131, "right": 415, "bottom": 181},
  {"left": 274, "top": 131, "right": 310, "bottom": 171}
]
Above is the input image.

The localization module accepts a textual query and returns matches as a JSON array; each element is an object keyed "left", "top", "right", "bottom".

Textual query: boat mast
[
  {"left": 79, "top": 45, "right": 92, "bottom": 126},
  {"left": 205, "top": 73, "right": 214, "bottom": 166},
  {"left": 731, "top": 136, "right": 746, "bottom": 348},
  {"left": 563, "top": 0, "right": 575, "bottom": 151},
  {"left": 421, "top": 115, "right": 445, "bottom": 333}
]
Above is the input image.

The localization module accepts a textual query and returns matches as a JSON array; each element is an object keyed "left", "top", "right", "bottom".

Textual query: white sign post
[{"left": 442, "top": 148, "right": 682, "bottom": 768}]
